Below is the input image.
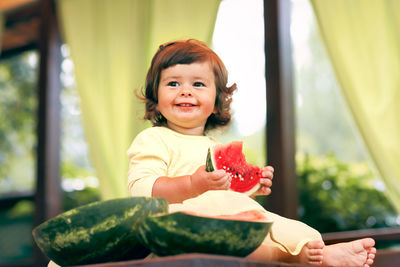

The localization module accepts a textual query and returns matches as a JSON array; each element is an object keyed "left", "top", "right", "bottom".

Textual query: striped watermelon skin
[
  {"left": 206, "top": 141, "right": 261, "bottom": 195},
  {"left": 137, "top": 211, "right": 272, "bottom": 257},
  {"left": 32, "top": 197, "right": 168, "bottom": 266}
]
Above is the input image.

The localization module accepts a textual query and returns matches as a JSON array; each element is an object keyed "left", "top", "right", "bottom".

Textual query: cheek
[
  {"left": 157, "top": 90, "right": 174, "bottom": 115},
  {"left": 157, "top": 88, "right": 168, "bottom": 107}
]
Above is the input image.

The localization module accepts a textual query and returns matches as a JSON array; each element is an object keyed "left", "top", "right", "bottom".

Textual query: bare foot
[
  {"left": 297, "top": 239, "right": 324, "bottom": 265},
  {"left": 322, "top": 238, "right": 376, "bottom": 267}
]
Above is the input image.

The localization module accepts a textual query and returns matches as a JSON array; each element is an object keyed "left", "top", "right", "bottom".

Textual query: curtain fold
[
  {"left": 56, "top": 0, "right": 221, "bottom": 199},
  {"left": 310, "top": 0, "right": 400, "bottom": 212}
]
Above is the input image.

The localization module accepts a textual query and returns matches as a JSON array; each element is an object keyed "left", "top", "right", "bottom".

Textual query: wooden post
[
  {"left": 34, "top": 0, "right": 62, "bottom": 265},
  {"left": 263, "top": 0, "right": 298, "bottom": 219}
]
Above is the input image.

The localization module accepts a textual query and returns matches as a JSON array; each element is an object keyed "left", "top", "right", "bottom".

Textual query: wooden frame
[
  {"left": 33, "top": 0, "right": 62, "bottom": 265},
  {"left": 263, "top": 0, "right": 298, "bottom": 219}
]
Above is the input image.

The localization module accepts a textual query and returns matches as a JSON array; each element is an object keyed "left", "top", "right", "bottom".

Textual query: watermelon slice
[
  {"left": 137, "top": 210, "right": 272, "bottom": 257},
  {"left": 206, "top": 141, "right": 262, "bottom": 195}
]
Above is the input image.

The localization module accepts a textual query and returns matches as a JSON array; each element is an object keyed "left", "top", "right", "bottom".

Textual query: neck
[{"left": 166, "top": 123, "right": 205, "bottom": 136}]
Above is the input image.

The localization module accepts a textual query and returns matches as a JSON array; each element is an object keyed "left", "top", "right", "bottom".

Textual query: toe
[
  {"left": 309, "top": 254, "right": 323, "bottom": 262},
  {"left": 307, "top": 239, "right": 325, "bottom": 249},
  {"left": 363, "top": 238, "right": 375, "bottom": 248},
  {"left": 309, "top": 248, "right": 323, "bottom": 256}
]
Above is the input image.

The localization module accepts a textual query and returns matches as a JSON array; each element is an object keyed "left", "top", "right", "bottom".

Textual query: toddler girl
[{"left": 127, "top": 39, "right": 376, "bottom": 266}]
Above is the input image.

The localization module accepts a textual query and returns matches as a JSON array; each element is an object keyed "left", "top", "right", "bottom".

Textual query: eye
[
  {"left": 168, "top": 81, "right": 179, "bottom": 87},
  {"left": 193, "top": 82, "right": 205, "bottom": 87}
]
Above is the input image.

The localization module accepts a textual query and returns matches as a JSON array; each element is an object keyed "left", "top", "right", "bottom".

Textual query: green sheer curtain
[
  {"left": 56, "top": 0, "right": 221, "bottom": 199},
  {"left": 310, "top": 0, "right": 400, "bottom": 212}
]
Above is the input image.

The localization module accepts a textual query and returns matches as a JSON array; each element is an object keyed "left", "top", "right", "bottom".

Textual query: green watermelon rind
[
  {"left": 206, "top": 147, "right": 261, "bottom": 196},
  {"left": 137, "top": 211, "right": 272, "bottom": 257},
  {"left": 206, "top": 147, "right": 216, "bottom": 172},
  {"left": 32, "top": 197, "right": 168, "bottom": 266}
]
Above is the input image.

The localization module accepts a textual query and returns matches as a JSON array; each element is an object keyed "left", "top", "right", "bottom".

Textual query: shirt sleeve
[{"left": 127, "top": 129, "right": 170, "bottom": 197}]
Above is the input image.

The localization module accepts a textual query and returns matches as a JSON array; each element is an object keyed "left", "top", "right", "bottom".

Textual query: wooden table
[
  {"left": 74, "top": 254, "right": 305, "bottom": 267},
  {"left": 66, "top": 249, "right": 400, "bottom": 267}
]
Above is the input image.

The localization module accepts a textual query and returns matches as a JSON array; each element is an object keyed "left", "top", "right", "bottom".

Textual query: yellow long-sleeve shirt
[{"left": 127, "top": 126, "right": 218, "bottom": 196}]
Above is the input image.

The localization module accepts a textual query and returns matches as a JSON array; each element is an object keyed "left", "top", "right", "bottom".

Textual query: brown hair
[{"left": 140, "top": 39, "right": 237, "bottom": 132}]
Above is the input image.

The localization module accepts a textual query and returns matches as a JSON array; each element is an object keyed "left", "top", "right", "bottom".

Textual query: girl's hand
[
  {"left": 190, "top": 165, "right": 231, "bottom": 196},
  {"left": 252, "top": 166, "right": 274, "bottom": 197}
]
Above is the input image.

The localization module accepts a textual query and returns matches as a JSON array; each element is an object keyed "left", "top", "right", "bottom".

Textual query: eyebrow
[
  {"left": 192, "top": 76, "right": 209, "bottom": 80},
  {"left": 160, "top": 75, "right": 210, "bottom": 81},
  {"left": 160, "top": 75, "right": 181, "bottom": 83}
]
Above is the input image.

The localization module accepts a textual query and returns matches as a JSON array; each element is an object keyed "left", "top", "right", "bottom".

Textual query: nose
[{"left": 180, "top": 87, "right": 192, "bottom": 97}]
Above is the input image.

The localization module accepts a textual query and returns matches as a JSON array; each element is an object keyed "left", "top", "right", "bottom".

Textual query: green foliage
[
  {"left": 62, "top": 187, "right": 101, "bottom": 211},
  {"left": 61, "top": 161, "right": 100, "bottom": 211},
  {"left": 0, "top": 209, "right": 33, "bottom": 264},
  {"left": 6, "top": 200, "right": 34, "bottom": 218},
  {"left": 297, "top": 153, "right": 397, "bottom": 233},
  {"left": 0, "top": 52, "right": 38, "bottom": 190}
]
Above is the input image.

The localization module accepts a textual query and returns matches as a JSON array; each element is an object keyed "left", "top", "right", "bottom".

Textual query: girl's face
[{"left": 157, "top": 61, "right": 217, "bottom": 135}]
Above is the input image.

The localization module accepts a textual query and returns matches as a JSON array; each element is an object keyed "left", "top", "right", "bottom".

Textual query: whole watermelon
[
  {"left": 32, "top": 197, "right": 168, "bottom": 266},
  {"left": 137, "top": 210, "right": 272, "bottom": 257}
]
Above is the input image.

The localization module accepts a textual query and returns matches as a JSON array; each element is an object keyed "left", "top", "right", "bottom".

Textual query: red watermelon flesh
[
  {"left": 183, "top": 210, "right": 270, "bottom": 223},
  {"left": 206, "top": 141, "right": 262, "bottom": 195}
]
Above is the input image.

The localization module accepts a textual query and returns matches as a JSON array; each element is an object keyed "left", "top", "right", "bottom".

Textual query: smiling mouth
[{"left": 176, "top": 103, "right": 196, "bottom": 107}]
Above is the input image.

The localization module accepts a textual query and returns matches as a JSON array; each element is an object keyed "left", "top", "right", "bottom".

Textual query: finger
[
  {"left": 221, "top": 176, "right": 231, "bottom": 189},
  {"left": 260, "top": 178, "right": 272, "bottom": 187},
  {"left": 263, "top": 166, "right": 274, "bottom": 173},
  {"left": 262, "top": 170, "right": 273, "bottom": 179},
  {"left": 211, "top": 173, "right": 230, "bottom": 186},
  {"left": 261, "top": 186, "right": 271, "bottom": 195},
  {"left": 211, "top": 169, "right": 226, "bottom": 180},
  {"left": 252, "top": 185, "right": 271, "bottom": 197},
  {"left": 211, "top": 174, "right": 231, "bottom": 189}
]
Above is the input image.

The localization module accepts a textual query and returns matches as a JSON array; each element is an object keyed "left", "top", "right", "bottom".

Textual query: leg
[
  {"left": 247, "top": 243, "right": 292, "bottom": 262},
  {"left": 247, "top": 240, "right": 324, "bottom": 265}
]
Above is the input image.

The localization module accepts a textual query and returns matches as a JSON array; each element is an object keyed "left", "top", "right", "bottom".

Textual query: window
[
  {"left": 292, "top": 0, "right": 399, "bottom": 247},
  {"left": 0, "top": 52, "right": 38, "bottom": 194},
  {"left": 0, "top": 51, "right": 38, "bottom": 265},
  {"left": 211, "top": 0, "right": 266, "bottom": 167},
  {"left": 60, "top": 45, "right": 99, "bottom": 211}
]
